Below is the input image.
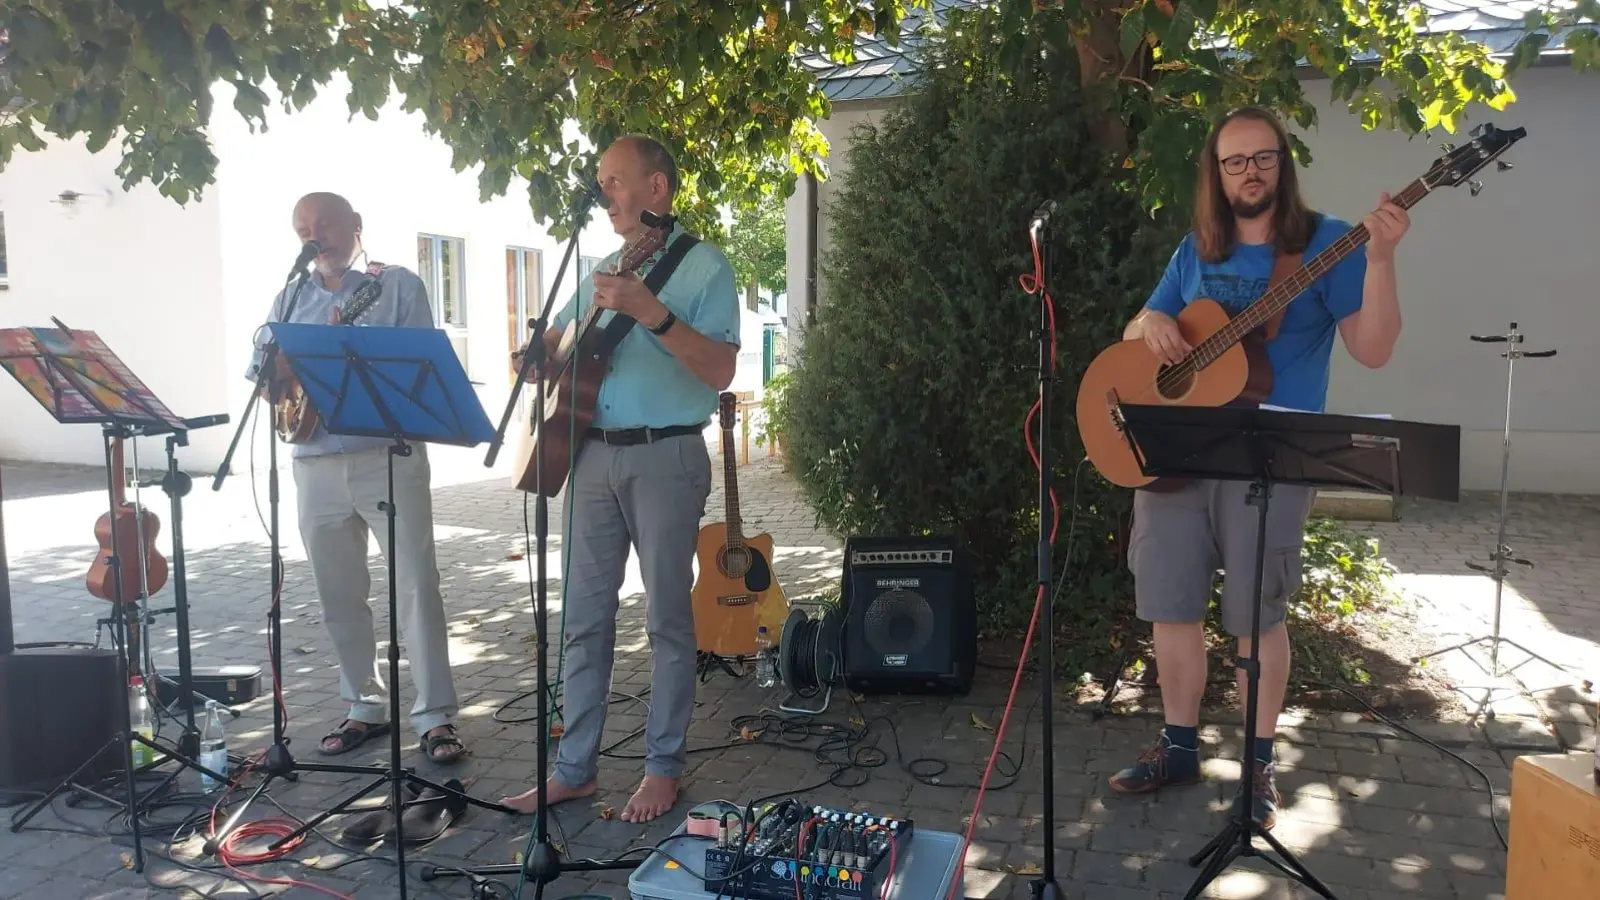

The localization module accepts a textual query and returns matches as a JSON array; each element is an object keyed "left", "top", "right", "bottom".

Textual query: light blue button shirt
[
  {"left": 551, "top": 224, "right": 740, "bottom": 430},
  {"left": 245, "top": 262, "right": 436, "bottom": 458}
]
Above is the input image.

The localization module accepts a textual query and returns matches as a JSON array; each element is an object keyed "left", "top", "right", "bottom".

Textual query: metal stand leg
[{"left": 1411, "top": 323, "right": 1564, "bottom": 719}]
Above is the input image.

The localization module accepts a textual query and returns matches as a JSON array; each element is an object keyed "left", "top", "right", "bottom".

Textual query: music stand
[
  {"left": 1110, "top": 400, "right": 1459, "bottom": 900},
  {"left": 243, "top": 321, "right": 511, "bottom": 897},
  {"left": 0, "top": 322, "right": 233, "bottom": 870}
]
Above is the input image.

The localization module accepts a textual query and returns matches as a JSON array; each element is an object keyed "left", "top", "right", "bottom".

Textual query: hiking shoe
[
  {"left": 1108, "top": 734, "right": 1202, "bottom": 794},
  {"left": 1234, "top": 759, "right": 1280, "bottom": 830}
]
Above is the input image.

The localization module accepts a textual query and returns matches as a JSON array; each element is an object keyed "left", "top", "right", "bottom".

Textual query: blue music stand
[{"left": 245, "top": 322, "right": 504, "bottom": 898}]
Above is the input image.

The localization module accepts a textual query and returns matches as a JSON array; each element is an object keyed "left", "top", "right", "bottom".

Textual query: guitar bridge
[{"left": 717, "top": 595, "right": 754, "bottom": 606}]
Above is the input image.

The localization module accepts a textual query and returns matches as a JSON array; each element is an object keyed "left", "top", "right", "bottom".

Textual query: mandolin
[
  {"left": 86, "top": 437, "right": 168, "bottom": 605},
  {"left": 1076, "top": 123, "right": 1526, "bottom": 488},
  {"left": 512, "top": 211, "right": 677, "bottom": 496},
  {"left": 274, "top": 265, "right": 387, "bottom": 444},
  {"left": 691, "top": 392, "right": 789, "bottom": 657}
]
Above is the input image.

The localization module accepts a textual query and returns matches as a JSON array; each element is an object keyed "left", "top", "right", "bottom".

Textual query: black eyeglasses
[{"left": 1219, "top": 150, "right": 1282, "bottom": 176}]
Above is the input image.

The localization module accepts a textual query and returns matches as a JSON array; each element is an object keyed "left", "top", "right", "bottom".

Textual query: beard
[{"left": 1229, "top": 180, "right": 1276, "bottom": 219}]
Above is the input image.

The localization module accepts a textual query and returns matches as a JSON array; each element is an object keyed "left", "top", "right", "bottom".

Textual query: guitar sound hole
[
  {"left": 720, "top": 547, "right": 751, "bottom": 579},
  {"left": 1154, "top": 363, "right": 1194, "bottom": 401}
]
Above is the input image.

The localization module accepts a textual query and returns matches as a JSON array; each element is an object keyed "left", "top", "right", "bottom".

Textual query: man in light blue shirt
[
  {"left": 499, "top": 136, "right": 739, "bottom": 825},
  {"left": 248, "top": 192, "right": 466, "bottom": 773}
]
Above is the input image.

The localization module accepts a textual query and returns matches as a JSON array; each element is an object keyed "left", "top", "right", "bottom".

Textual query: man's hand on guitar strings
[
  {"left": 1364, "top": 192, "right": 1411, "bottom": 262},
  {"left": 592, "top": 270, "right": 669, "bottom": 328},
  {"left": 1135, "top": 310, "right": 1191, "bottom": 365}
]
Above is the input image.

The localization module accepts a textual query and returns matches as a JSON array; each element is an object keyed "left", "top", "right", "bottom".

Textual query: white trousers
[{"left": 292, "top": 444, "right": 458, "bottom": 736}]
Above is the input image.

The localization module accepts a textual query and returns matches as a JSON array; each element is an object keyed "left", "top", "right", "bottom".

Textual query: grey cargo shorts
[{"left": 1128, "top": 479, "right": 1315, "bottom": 637}]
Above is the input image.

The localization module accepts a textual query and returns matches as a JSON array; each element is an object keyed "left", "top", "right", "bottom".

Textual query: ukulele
[
  {"left": 512, "top": 211, "right": 677, "bottom": 496},
  {"left": 86, "top": 436, "right": 168, "bottom": 605},
  {"left": 1075, "top": 123, "right": 1526, "bottom": 488},
  {"left": 274, "top": 266, "right": 386, "bottom": 444},
  {"left": 691, "top": 392, "right": 789, "bottom": 657}
]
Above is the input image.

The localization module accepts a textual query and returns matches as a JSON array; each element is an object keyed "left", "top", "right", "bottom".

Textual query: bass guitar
[
  {"left": 692, "top": 392, "right": 789, "bottom": 657},
  {"left": 274, "top": 265, "right": 386, "bottom": 444},
  {"left": 1075, "top": 123, "right": 1526, "bottom": 488},
  {"left": 513, "top": 210, "right": 677, "bottom": 495}
]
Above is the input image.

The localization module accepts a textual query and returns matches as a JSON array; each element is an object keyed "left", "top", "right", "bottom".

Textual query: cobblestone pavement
[{"left": 0, "top": 441, "right": 1595, "bottom": 900}]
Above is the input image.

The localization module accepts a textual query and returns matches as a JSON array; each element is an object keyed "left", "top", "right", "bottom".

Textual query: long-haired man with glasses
[{"left": 1109, "top": 107, "right": 1409, "bottom": 828}]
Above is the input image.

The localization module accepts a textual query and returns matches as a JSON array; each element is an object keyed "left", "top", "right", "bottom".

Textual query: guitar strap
[
  {"left": 596, "top": 231, "right": 703, "bottom": 356},
  {"left": 1260, "top": 249, "right": 1304, "bottom": 341}
]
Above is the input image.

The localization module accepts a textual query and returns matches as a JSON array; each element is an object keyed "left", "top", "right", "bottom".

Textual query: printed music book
[{"left": 0, "top": 326, "right": 186, "bottom": 430}]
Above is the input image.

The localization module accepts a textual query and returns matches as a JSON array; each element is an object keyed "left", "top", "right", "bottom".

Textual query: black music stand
[
  {"left": 1110, "top": 400, "right": 1459, "bottom": 900},
  {"left": 230, "top": 321, "right": 508, "bottom": 897},
  {"left": 0, "top": 321, "right": 234, "bottom": 870}
]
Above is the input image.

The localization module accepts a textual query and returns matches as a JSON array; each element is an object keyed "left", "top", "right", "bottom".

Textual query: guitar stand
[
  {"left": 1412, "top": 323, "right": 1567, "bottom": 720},
  {"left": 696, "top": 651, "right": 748, "bottom": 683}
]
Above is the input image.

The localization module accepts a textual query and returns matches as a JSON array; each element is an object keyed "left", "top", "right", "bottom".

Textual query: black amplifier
[{"left": 702, "top": 801, "right": 913, "bottom": 900}]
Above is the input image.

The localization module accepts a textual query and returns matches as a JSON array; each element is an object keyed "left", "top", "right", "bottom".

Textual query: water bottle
[
  {"left": 754, "top": 626, "right": 777, "bottom": 688},
  {"left": 128, "top": 676, "right": 154, "bottom": 768},
  {"left": 199, "top": 700, "right": 229, "bottom": 793}
]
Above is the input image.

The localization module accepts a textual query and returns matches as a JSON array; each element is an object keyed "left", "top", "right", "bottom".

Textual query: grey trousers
[
  {"left": 1129, "top": 478, "right": 1315, "bottom": 637},
  {"left": 293, "top": 444, "right": 459, "bottom": 736},
  {"left": 553, "top": 433, "right": 712, "bottom": 786}
]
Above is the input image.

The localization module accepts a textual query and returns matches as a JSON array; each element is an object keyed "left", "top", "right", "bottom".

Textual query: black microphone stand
[
  {"left": 423, "top": 186, "right": 639, "bottom": 896},
  {"left": 1027, "top": 200, "right": 1064, "bottom": 900},
  {"left": 203, "top": 246, "right": 320, "bottom": 848}
]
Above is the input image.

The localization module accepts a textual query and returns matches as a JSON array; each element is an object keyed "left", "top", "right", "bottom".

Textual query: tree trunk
[
  {"left": 1074, "top": 5, "right": 1131, "bottom": 156},
  {"left": 746, "top": 279, "right": 760, "bottom": 313}
]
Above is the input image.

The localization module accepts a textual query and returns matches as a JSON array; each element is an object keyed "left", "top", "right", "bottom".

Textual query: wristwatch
[{"left": 648, "top": 309, "right": 677, "bottom": 336}]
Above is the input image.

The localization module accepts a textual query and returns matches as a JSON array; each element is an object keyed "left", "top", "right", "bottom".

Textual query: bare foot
[
  {"left": 499, "top": 777, "right": 596, "bottom": 814},
  {"left": 620, "top": 775, "right": 679, "bottom": 824}
]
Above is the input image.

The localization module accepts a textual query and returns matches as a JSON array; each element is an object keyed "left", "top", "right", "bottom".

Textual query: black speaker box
[
  {"left": 0, "top": 647, "right": 123, "bottom": 792},
  {"left": 840, "top": 534, "right": 975, "bottom": 695}
]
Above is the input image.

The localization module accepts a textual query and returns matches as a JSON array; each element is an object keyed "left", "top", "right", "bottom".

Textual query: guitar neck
[
  {"left": 1192, "top": 176, "right": 1429, "bottom": 365},
  {"left": 720, "top": 422, "right": 743, "bottom": 548}
]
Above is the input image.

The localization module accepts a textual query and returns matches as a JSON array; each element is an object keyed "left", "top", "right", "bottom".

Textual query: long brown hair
[{"left": 1192, "top": 106, "right": 1317, "bottom": 263}]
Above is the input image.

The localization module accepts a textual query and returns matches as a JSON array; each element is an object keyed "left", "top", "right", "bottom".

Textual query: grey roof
[{"left": 801, "top": 1, "right": 1588, "bottom": 103}]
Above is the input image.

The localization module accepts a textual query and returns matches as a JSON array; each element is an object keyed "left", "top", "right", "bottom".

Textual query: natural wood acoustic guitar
[
  {"left": 274, "top": 267, "right": 386, "bottom": 443},
  {"left": 1075, "top": 123, "right": 1526, "bottom": 488},
  {"left": 513, "top": 211, "right": 677, "bottom": 496},
  {"left": 691, "top": 392, "right": 789, "bottom": 657}
]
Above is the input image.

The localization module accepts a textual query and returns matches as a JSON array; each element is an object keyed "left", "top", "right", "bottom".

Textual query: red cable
[{"left": 944, "top": 227, "right": 1062, "bottom": 900}]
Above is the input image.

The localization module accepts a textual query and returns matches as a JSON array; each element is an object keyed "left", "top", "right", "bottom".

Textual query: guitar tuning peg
[
  {"left": 1496, "top": 160, "right": 1513, "bottom": 172},
  {"left": 1440, "top": 142, "right": 1455, "bottom": 152},
  {"left": 1469, "top": 180, "right": 1484, "bottom": 197}
]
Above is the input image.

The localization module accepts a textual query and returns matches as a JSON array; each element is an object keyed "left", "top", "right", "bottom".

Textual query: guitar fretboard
[
  {"left": 1185, "top": 176, "right": 1430, "bottom": 369},
  {"left": 720, "top": 420, "right": 744, "bottom": 549}
]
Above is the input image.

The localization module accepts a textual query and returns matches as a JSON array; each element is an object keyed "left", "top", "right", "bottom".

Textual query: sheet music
[{"left": 1259, "top": 403, "right": 1393, "bottom": 420}]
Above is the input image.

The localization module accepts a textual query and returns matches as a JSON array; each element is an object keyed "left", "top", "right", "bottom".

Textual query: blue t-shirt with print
[{"left": 1144, "top": 214, "right": 1367, "bottom": 413}]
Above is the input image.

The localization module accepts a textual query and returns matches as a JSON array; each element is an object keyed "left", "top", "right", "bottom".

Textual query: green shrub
[{"left": 779, "top": 14, "right": 1184, "bottom": 674}]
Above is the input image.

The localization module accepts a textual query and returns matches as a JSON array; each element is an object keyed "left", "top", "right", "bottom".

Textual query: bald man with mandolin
[{"left": 245, "top": 191, "right": 467, "bottom": 768}]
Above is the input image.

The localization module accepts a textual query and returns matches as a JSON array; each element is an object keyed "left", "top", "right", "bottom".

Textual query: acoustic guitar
[
  {"left": 1076, "top": 123, "right": 1526, "bottom": 488},
  {"left": 274, "top": 266, "right": 386, "bottom": 444},
  {"left": 513, "top": 210, "right": 677, "bottom": 496},
  {"left": 692, "top": 392, "right": 789, "bottom": 657},
  {"left": 86, "top": 436, "right": 168, "bottom": 605}
]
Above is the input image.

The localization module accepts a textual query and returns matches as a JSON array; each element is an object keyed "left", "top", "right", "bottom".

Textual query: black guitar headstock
[{"left": 1425, "top": 123, "right": 1527, "bottom": 197}]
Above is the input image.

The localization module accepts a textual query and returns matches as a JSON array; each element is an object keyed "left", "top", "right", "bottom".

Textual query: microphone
[
  {"left": 1030, "top": 199, "right": 1056, "bottom": 232},
  {"left": 585, "top": 178, "right": 611, "bottom": 210},
  {"left": 287, "top": 240, "right": 321, "bottom": 279}
]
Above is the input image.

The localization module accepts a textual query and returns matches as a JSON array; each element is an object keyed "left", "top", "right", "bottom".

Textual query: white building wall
[{"left": 0, "top": 141, "right": 229, "bottom": 469}]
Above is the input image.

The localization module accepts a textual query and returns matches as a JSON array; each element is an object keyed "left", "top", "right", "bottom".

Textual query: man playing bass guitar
[
  {"left": 501, "top": 135, "right": 741, "bottom": 824},
  {"left": 1109, "top": 108, "right": 1409, "bottom": 829}
]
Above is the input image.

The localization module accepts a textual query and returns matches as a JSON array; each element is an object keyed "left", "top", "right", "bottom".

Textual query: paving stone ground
[{"left": 0, "top": 440, "right": 1595, "bottom": 900}]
